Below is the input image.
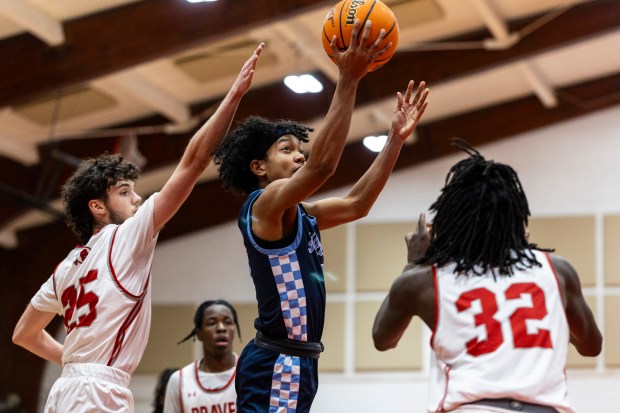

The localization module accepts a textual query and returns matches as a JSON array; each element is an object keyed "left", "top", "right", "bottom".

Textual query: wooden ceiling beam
[
  {"left": 1, "top": 0, "right": 618, "bottom": 110},
  {"left": 1, "top": 0, "right": 619, "bottom": 239},
  {"left": 357, "top": 0, "right": 620, "bottom": 99},
  {"left": 0, "top": 0, "right": 332, "bottom": 107},
  {"left": 0, "top": 0, "right": 65, "bottom": 46},
  {"left": 193, "top": 0, "right": 620, "bottom": 121}
]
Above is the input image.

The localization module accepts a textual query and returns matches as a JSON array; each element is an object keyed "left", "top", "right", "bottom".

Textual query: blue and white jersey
[{"left": 239, "top": 189, "right": 326, "bottom": 343}]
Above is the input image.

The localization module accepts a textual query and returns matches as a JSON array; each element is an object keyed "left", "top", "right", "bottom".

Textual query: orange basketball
[{"left": 322, "top": 0, "right": 399, "bottom": 72}]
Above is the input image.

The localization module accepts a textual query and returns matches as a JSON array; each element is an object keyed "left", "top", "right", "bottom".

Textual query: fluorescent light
[
  {"left": 186, "top": 0, "right": 217, "bottom": 3},
  {"left": 363, "top": 135, "right": 388, "bottom": 152},
  {"left": 299, "top": 75, "right": 323, "bottom": 93},
  {"left": 284, "top": 74, "right": 323, "bottom": 94}
]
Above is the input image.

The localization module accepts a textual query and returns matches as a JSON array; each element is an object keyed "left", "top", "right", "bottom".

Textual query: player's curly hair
[
  {"left": 213, "top": 116, "right": 313, "bottom": 195},
  {"left": 61, "top": 154, "right": 140, "bottom": 245},
  {"left": 178, "top": 299, "right": 241, "bottom": 344},
  {"left": 416, "top": 138, "right": 552, "bottom": 276}
]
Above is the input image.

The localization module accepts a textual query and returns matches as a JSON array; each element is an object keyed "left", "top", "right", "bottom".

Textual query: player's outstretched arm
[
  {"left": 373, "top": 273, "right": 416, "bottom": 351},
  {"left": 373, "top": 266, "right": 434, "bottom": 351},
  {"left": 255, "top": 21, "right": 389, "bottom": 222},
  {"left": 551, "top": 254, "right": 602, "bottom": 356},
  {"left": 373, "top": 219, "right": 434, "bottom": 350},
  {"left": 13, "top": 304, "right": 62, "bottom": 364},
  {"left": 153, "top": 43, "right": 264, "bottom": 231},
  {"left": 304, "top": 81, "right": 429, "bottom": 229}
]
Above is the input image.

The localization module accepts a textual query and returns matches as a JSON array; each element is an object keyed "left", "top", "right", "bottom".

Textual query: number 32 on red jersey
[{"left": 456, "top": 282, "right": 553, "bottom": 357}]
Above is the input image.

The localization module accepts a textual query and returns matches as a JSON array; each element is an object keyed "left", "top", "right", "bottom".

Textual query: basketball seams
[
  {"left": 322, "top": 0, "right": 398, "bottom": 70},
  {"left": 358, "top": 0, "right": 378, "bottom": 43},
  {"left": 323, "top": 27, "right": 335, "bottom": 58},
  {"left": 384, "top": 20, "right": 397, "bottom": 39},
  {"left": 372, "top": 21, "right": 398, "bottom": 64},
  {"left": 338, "top": 0, "right": 351, "bottom": 49}
]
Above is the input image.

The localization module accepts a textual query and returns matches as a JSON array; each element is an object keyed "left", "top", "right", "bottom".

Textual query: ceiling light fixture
[
  {"left": 284, "top": 74, "right": 323, "bottom": 94},
  {"left": 362, "top": 135, "right": 388, "bottom": 152},
  {"left": 186, "top": 0, "right": 218, "bottom": 3}
]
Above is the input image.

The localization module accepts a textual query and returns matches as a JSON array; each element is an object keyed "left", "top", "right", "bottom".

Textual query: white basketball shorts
[{"left": 44, "top": 363, "right": 133, "bottom": 413}]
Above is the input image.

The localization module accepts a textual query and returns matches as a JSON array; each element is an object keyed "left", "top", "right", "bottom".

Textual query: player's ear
[
  {"left": 195, "top": 328, "right": 204, "bottom": 342},
  {"left": 250, "top": 159, "right": 266, "bottom": 177},
  {"left": 88, "top": 199, "right": 106, "bottom": 219}
]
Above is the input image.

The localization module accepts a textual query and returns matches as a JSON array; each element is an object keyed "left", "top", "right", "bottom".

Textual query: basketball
[{"left": 322, "top": 0, "right": 399, "bottom": 72}]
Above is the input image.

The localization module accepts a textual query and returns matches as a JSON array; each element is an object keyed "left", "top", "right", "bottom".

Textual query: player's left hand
[
  {"left": 405, "top": 212, "right": 431, "bottom": 262},
  {"left": 231, "top": 42, "right": 264, "bottom": 97},
  {"left": 391, "top": 80, "right": 429, "bottom": 142}
]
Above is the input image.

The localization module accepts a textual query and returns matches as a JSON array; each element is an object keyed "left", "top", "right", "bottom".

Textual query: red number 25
[{"left": 61, "top": 269, "right": 100, "bottom": 333}]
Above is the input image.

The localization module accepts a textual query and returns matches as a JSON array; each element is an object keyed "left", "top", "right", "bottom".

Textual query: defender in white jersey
[
  {"left": 373, "top": 139, "right": 602, "bottom": 413},
  {"left": 164, "top": 300, "right": 240, "bottom": 413},
  {"left": 11, "top": 44, "right": 264, "bottom": 413}
]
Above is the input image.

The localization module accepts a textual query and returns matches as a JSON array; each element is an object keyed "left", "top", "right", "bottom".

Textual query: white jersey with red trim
[
  {"left": 31, "top": 193, "right": 159, "bottom": 375},
  {"left": 428, "top": 250, "right": 573, "bottom": 413},
  {"left": 163, "top": 356, "right": 237, "bottom": 413}
]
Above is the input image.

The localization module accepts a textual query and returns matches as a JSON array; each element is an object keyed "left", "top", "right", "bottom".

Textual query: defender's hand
[{"left": 405, "top": 212, "right": 431, "bottom": 263}]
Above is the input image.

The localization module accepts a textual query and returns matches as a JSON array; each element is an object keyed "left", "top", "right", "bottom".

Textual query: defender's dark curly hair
[
  {"left": 61, "top": 154, "right": 140, "bottom": 245},
  {"left": 213, "top": 116, "right": 313, "bottom": 195},
  {"left": 416, "top": 138, "right": 552, "bottom": 276},
  {"left": 178, "top": 299, "right": 242, "bottom": 344}
]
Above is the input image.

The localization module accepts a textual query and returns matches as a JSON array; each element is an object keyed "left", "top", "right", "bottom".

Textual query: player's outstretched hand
[
  {"left": 391, "top": 80, "right": 430, "bottom": 142},
  {"left": 329, "top": 19, "right": 391, "bottom": 81},
  {"left": 231, "top": 42, "right": 264, "bottom": 97},
  {"left": 405, "top": 212, "right": 431, "bottom": 263}
]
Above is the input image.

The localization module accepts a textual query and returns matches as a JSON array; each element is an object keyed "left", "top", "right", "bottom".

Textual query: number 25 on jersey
[{"left": 61, "top": 269, "right": 100, "bottom": 333}]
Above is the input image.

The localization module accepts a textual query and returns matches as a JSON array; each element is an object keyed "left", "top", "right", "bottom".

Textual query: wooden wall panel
[
  {"left": 528, "top": 216, "right": 596, "bottom": 286},
  {"left": 321, "top": 302, "right": 346, "bottom": 372},
  {"left": 354, "top": 301, "right": 422, "bottom": 371},
  {"left": 137, "top": 305, "right": 195, "bottom": 374},
  {"left": 356, "top": 222, "right": 414, "bottom": 292},
  {"left": 604, "top": 215, "right": 620, "bottom": 286},
  {"left": 231, "top": 303, "right": 259, "bottom": 355},
  {"left": 604, "top": 296, "right": 620, "bottom": 367},
  {"left": 321, "top": 226, "right": 348, "bottom": 293}
]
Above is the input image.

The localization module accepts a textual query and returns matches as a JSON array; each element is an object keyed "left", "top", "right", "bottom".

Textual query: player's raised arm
[
  {"left": 373, "top": 216, "right": 434, "bottom": 351},
  {"left": 254, "top": 21, "right": 390, "bottom": 216},
  {"left": 303, "top": 80, "right": 429, "bottom": 229},
  {"left": 153, "top": 43, "right": 264, "bottom": 231}
]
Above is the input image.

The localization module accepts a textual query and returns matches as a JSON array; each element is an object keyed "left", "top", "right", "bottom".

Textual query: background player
[
  {"left": 11, "top": 44, "right": 264, "bottom": 412},
  {"left": 164, "top": 300, "right": 240, "bottom": 413},
  {"left": 214, "top": 19, "right": 429, "bottom": 413},
  {"left": 373, "top": 139, "right": 602, "bottom": 413},
  {"left": 153, "top": 368, "right": 178, "bottom": 413}
]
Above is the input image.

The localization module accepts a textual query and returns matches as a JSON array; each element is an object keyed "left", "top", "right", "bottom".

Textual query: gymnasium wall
[{"left": 37, "top": 104, "right": 620, "bottom": 411}]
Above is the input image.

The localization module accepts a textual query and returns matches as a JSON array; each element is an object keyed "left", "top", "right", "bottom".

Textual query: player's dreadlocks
[
  {"left": 416, "top": 138, "right": 552, "bottom": 276},
  {"left": 61, "top": 154, "right": 140, "bottom": 245},
  {"left": 178, "top": 299, "right": 242, "bottom": 344},
  {"left": 214, "top": 116, "right": 313, "bottom": 195}
]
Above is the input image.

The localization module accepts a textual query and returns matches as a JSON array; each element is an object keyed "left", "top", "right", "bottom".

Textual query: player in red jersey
[
  {"left": 164, "top": 300, "right": 241, "bottom": 413},
  {"left": 373, "top": 139, "right": 602, "bottom": 413},
  {"left": 12, "top": 44, "right": 264, "bottom": 413}
]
